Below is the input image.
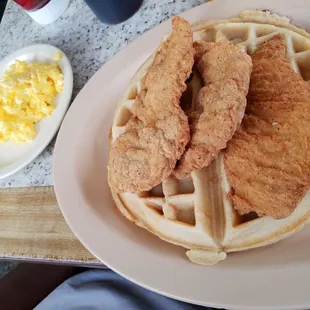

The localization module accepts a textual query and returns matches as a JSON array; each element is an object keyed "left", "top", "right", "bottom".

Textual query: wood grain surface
[{"left": 0, "top": 186, "right": 100, "bottom": 264}]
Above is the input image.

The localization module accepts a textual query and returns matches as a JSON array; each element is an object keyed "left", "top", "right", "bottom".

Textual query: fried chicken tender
[
  {"left": 174, "top": 40, "right": 252, "bottom": 179},
  {"left": 224, "top": 34, "right": 310, "bottom": 219},
  {"left": 108, "top": 17, "right": 194, "bottom": 193}
]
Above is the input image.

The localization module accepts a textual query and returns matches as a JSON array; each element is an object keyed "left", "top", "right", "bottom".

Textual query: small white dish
[{"left": 0, "top": 44, "right": 73, "bottom": 179}]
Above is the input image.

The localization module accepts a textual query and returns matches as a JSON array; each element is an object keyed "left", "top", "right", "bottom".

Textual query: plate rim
[
  {"left": 53, "top": 1, "right": 310, "bottom": 309},
  {"left": 0, "top": 44, "right": 73, "bottom": 179}
]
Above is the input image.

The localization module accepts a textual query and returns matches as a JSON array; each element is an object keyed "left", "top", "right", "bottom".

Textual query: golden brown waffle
[{"left": 110, "top": 10, "right": 310, "bottom": 265}]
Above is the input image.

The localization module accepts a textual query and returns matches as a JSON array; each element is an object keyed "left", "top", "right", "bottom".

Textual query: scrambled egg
[
  {"left": 53, "top": 52, "right": 63, "bottom": 61},
  {"left": 0, "top": 59, "right": 64, "bottom": 142}
]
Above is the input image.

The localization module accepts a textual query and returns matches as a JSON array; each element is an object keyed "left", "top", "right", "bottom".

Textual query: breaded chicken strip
[
  {"left": 224, "top": 35, "right": 310, "bottom": 219},
  {"left": 108, "top": 17, "right": 194, "bottom": 193},
  {"left": 175, "top": 40, "right": 252, "bottom": 179}
]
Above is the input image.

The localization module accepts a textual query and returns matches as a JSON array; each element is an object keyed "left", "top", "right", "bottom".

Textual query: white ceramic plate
[
  {"left": 53, "top": 1, "right": 310, "bottom": 309},
  {"left": 0, "top": 44, "right": 73, "bottom": 179}
]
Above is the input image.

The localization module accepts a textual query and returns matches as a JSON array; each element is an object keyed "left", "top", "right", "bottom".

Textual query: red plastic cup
[
  {"left": 12, "top": 0, "right": 70, "bottom": 24},
  {"left": 13, "top": 0, "right": 51, "bottom": 12}
]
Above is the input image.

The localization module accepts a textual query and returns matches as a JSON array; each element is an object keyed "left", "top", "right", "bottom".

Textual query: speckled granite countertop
[{"left": 0, "top": 0, "right": 204, "bottom": 187}]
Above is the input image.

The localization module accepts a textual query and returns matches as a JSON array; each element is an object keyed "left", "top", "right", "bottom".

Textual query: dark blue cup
[{"left": 84, "top": 0, "right": 143, "bottom": 25}]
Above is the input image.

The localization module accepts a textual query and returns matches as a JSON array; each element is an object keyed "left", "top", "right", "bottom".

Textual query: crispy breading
[
  {"left": 224, "top": 34, "right": 310, "bottom": 219},
  {"left": 175, "top": 40, "right": 252, "bottom": 179},
  {"left": 108, "top": 17, "right": 194, "bottom": 193}
]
